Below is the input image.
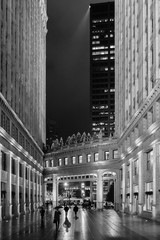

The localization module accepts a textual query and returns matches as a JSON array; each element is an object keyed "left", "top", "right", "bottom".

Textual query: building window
[
  {"left": 78, "top": 155, "right": 82, "bottom": 164},
  {"left": 64, "top": 157, "right": 68, "bottom": 165},
  {"left": 12, "top": 158, "right": 16, "bottom": 175},
  {"left": 104, "top": 151, "right": 109, "bottom": 160},
  {"left": 19, "top": 163, "right": 23, "bottom": 177},
  {"left": 94, "top": 153, "right": 99, "bottom": 161},
  {"left": 146, "top": 150, "right": 153, "bottom": 170},
  {"left": 113, "top": 149, "right": 118, "bottom": 159},
  {"left": 87, "top": 154, "right": 91, "bottom": 163},
  {"left": 134, "top": 159, "right": 138, "bottom": 175},
  {"left": 72, "top": 156, "right": 76, "bottom": 164},
  {"left": 145, "top": 193, "right": 153, "bottom": 211},
  {"left": 46, "top": 161, "right": 49, "bottom": 167},
  {"left": 51, "top": 160, "right": 54, "bottom": 167},
  {"left": 1, "top": 151, "right": 7, "bottom": 171},
  {"left": 58, "top": 159, "right": 62, "bottom": 166},
  {"left": 25, "top": 167, "right": 28, "bottom": 180}
]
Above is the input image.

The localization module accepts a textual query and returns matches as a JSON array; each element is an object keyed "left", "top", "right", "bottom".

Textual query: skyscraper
[
  {"left": 0, "top": 0, "right": 47, "bottom": 220},
  {"left": 90, "top": 1, "right": 115, "bottom": 137}
]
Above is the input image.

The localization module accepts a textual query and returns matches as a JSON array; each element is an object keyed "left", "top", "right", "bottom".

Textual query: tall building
[
  {"left": 0, "top": 0, "right": 47, "bottom": 220},
  {"left": 115, "top": 0, "right": 160, "bottom": 220},
  {"left": 90, "top": 1, "right": 115, "bottom": 137}
]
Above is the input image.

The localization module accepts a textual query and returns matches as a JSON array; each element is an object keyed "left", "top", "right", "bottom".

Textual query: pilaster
[
  {"left": 152, "top": 142, "right": 160, "bottom": 219},
  {"left": 0, "top": 150, "right": 2, "bottom": 221},
  {"left": 122, "top": 163, "right": 126, "bottom": 212},
  {"left": 6, "top": 152, "right": 12, "bottom": 218},
  {"left": 96, "top": 170, "right": 103, "bottom": 210},
  {"left": 129, "top": 158, "right": 133, "bottom": 213},
  {"left": 138, "top": 151, "right": 144, "bottom": 215},
  {"left": 22, "top": 162, "right": 26, "bottom": 213},
  {"left": 52, "top": 174, "right": 58, "bottom": 208},
  {"left": 15, "top": 157, "right": 20, "bottom": 215}
]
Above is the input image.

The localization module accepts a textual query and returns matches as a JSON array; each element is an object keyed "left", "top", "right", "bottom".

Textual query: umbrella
[{"left": 54, "top": 205, "right": 63, "bottom": 209}]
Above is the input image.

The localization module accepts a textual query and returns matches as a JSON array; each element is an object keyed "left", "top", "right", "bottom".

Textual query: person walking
[
  {"left": 40, "top": 206, "right": 45, "bottom": 221},
  {"left": 64, "top": 205, "right": 69, "bottom": 217},
  {"left": 53, "top": 208, "right": 61, "bottom": 230},
  {"left": 73, "top": 204, "right": 79, "bottom": 218}
]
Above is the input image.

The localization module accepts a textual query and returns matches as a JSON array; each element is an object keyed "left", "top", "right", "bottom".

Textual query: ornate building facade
[
  {"left": 115, "top": 0, "right": 160, "bottom": 220},
  {"left": 0, "top": 0, "right": 47, "bottom": 220}
]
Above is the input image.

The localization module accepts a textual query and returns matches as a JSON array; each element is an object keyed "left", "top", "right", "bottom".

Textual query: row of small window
[
  {"left": 45, "top": 150, "right": 119, "bottom": 167},
  {"left": 1, "top": 110, "right": 41, "bottom": 163},
  {"left": 1, "top": 151, "right": 39, "bottom": 182}
]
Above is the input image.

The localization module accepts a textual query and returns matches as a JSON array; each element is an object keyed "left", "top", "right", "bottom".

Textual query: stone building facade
[
  {"left": 0, "top": 0, "right": 47, "bottom": 220},
  {"left": 115, "top": 0, "right": 160, "bottom": 221}
]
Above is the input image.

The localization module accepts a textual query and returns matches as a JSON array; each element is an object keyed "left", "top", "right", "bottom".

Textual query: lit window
[
  {"left": 72, "top": 156, "right": 76, "bottom": 164},
  {"left": 104, "top": 151, "right": 109, "bottom": 160},
  {"left": 51, "top": 160, "right": 54, "bottom": 167},
  {"left": 46, "top": 161, "right": 49, "bottom": 167},
  {"left": 64, "top": 157, "right": 68, "bottom": 165},
  {"left": 113, "top": 150, "right": 118, "bottom": 159},
  {"left": 58, "top": 159, "right": 62, "bottom": 166},
  {"left": 78, "top": 155, "right": 82, "bottom": 164},
  {"left": 87, "top": 154, "right": 91, "bottom": 163},
  {"left": 94, "top": 153, "right": 99, "bottom": 162}
]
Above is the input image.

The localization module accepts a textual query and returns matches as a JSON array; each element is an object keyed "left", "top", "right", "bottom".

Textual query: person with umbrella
[{"left": 53, "top": 206, "right": 61, "bottom": 230}]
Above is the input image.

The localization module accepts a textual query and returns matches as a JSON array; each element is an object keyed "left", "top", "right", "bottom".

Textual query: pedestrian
[
  {"left": 73, "top": 204, "right": 79, "bottom": 218},
  {"left": 40, "top": 206, "right": 45, "bottom": 220},
  {"left": 64, "top": 205, "right": 69, "bottom": 217},
  {"left": 53, "top": 207, "right": 61, "bottom": 230}
]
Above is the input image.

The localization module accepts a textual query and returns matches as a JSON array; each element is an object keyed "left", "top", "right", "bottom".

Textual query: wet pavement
[{"left": 0, "top": 207, "right": 160, "bottom": 240}]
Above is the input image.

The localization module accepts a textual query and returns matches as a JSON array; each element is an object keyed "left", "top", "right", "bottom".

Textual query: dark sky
[{"left": 46, "top": 0, "right": 106, "bottom": 140}]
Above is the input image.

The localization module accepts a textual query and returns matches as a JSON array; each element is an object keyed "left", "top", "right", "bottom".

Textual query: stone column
[
  {"left": 129, "top": 158, "right": 133, "bottom": 213},
  {"left": 122, "top": 163, "right": 126, "bottom": 212},
  {"left": 40, "top": 174, "right": 42, "bottom": 206},
  {"left": 52, "top": 174, "right": 57, "bottom": 208},
  {"left": 6, "top": 152, "right": 12, "bottom": 218},
  {"left": 152, "top": 142, "right": 159, "bottom": 219},
  {"left": 28, "top": 166, "right": 31, "bottom": 211},
  {"left": 42, "top": 179, "right": 46, "bottom": 205},
  {"left": 33, "top": 171, "right": 36, "bottom": 211},
  {"left": 114, "top": 170, "right": 121, "bottom": 211},
  {"left": 96, "top": 170, "right": 103, "bottom": 210},
  {"left": 36, "top": 172, "right": 39, "bottom": 209},
  {"left": 0, "top": 150, "right": 2, "bottom": 221},
  {"left": 15, "top": 157, "right": 20, "bottom": 215},
  {"left": 22, "top": 163, "right": 26, "bottom": 213},
  {"left": 138, "top": 151, "right": 143, "bottom": 215}
]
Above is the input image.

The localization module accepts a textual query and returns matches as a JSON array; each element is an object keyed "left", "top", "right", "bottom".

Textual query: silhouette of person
[
  {"left": 40, "top": 206, "right": 45, "bottom": 221},
  {"left": 53, "top": 207, "right": 61, "bottom": 230},
  {"left": 73, "top": 204, "right": 79, "bottom": 218},
  {"left": 64, "top": 205, "right": 69, "bottom": 217}
]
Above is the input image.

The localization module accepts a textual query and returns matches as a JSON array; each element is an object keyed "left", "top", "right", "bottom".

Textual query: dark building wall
[{"left": 90, "top": 1, "right": 115, "bottom": 137}]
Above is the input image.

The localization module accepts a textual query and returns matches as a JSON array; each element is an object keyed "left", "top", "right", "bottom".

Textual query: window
[
  {"left": 134, "top": 159, "right": 138, "bottom": 175},
  {"left": 64, "top": 157, "right": 68, "bottom": 165},
  {"left": 51, "top": 160, "right": 54, "bottom": 167},
  {"left": 19, "top": 163, "right": 23, "bottom": 177},
  {"left": 1, "top": 151, "right": 7, "bottom": 171},
  {"left": 94, "top": 153, "right": 99, "bottom": 161},
  {"left": 113, "top": 150, "right": 118, "bottom": 159},
  {"left": 12, "top": 158, "right": 16, "bottom": 175},
  {"left": 146, "top": 150, "right": 153, "bottom": 170},
  {"left": 46, "top": 161, "right": 49, "bottom": 167},
  {"left": 78, "top": 155, "right": 82, "bottom": 164},
  {"left": 104, "top": 151, "right": 109, "bottom": 160},
  {"left": 25, "top": 167, "right": 28, "bottom": 180},
  {"left": 72, "top": 156, "right": 76, "bottom": 164},
  {"left": 87, "top": 154, "right": 91, "bottom": 163},
  {"left": 58, "top": 159, "right": 62, "bottom": 166}
]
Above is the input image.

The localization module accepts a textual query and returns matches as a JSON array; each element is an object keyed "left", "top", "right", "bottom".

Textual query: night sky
[{"left": 46, "top": 0, "right": 107, "bottom": 140}]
